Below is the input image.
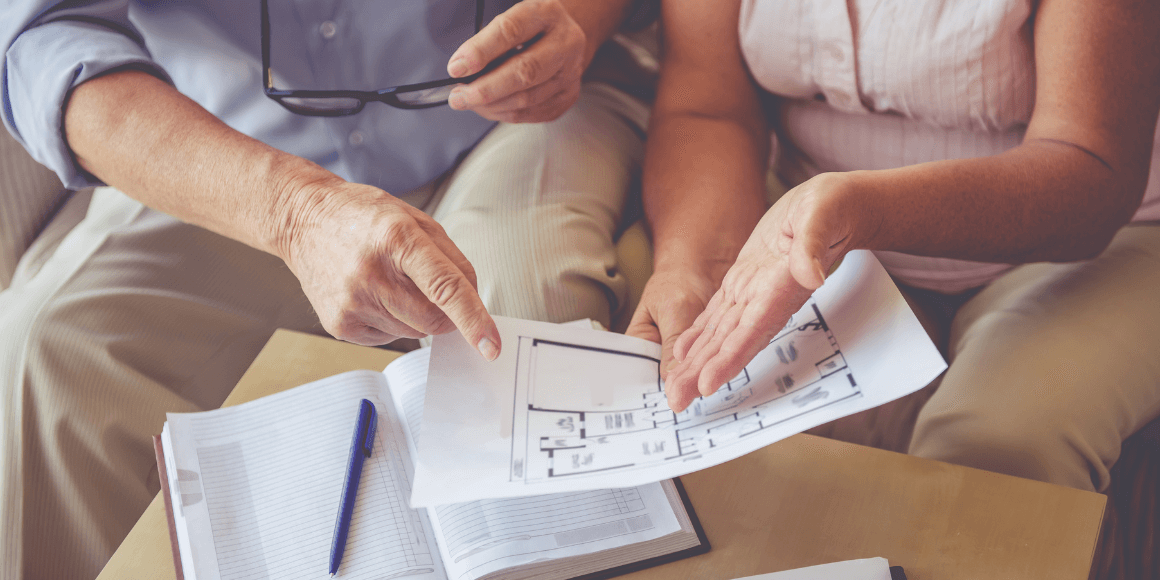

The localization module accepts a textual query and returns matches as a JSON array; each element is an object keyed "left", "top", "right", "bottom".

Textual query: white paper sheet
[
  {"left": 732, "top": 558, "right": 893, "bottom": 580},
  {"left": 411, "top": 251, "right": 946, "bottom": 507}
]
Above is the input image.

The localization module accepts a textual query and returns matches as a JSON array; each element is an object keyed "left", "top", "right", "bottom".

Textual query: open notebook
[{"left": 155, "top": 348, "right": 708, "bottom": 580}]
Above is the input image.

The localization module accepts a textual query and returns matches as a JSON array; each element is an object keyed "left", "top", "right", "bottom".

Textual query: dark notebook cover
[{"left": 154, "top": 434, "right": 709, "bottom": 580}]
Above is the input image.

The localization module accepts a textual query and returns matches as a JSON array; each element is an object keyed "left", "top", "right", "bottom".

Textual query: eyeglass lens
[{"left": 278, "top": 96, "right": 364, "bottom": 115}]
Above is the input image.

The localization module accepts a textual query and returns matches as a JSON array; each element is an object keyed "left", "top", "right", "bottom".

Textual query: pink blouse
[{"left": 739, "top": 0, "right": 1160, "bottom": 293}]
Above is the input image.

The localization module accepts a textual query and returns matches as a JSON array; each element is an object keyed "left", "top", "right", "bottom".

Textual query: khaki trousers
[
  {"left": 0, "top": 83, "right": 648, "bottom": 580},
  {"left": 813, "top": 224, "right": 1160, "bottom": 493}
]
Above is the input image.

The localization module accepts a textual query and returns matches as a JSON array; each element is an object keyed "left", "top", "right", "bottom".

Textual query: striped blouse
[{"left": 739, "top": 0, "right": 1160, "bottom": 292}]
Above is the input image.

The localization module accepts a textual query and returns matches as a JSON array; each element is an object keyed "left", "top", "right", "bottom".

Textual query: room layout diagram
[{"left": 508, "top": 301, "right": 859, "bottom": 483}]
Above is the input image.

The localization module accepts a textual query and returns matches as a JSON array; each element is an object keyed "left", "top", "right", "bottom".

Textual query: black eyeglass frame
[{"left": 260, "top": 0, "right": 488, "bottom": 115}]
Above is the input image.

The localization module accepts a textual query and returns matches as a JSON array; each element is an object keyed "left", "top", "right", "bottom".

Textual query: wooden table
[{"left": 98, "top": 329, "right": 1106, "bottom": 580}]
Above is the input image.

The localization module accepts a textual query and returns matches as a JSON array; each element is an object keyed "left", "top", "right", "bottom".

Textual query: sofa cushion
[{"left": 0, "top": 127, "right": 69, "bottom": 290}]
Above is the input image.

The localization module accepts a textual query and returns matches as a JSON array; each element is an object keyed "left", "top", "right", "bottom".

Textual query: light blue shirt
[{"left": 2, "top": 0, "right": 515, "bottom": 194}]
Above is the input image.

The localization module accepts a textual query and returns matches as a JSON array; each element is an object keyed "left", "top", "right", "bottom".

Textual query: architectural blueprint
[
  {"left": 508, "top": 301, "right": 852, "bottom": 483},
  {"left": 411, "top": 251, "right": 947, "bottom": 508}
]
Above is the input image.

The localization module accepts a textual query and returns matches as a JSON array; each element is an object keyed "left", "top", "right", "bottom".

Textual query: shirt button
[
  {"left": 349, "top": 130, "right": 365, "bottom": 146},
  {"left": 319, "top": 21, "right": 337, "bottom": 39}
]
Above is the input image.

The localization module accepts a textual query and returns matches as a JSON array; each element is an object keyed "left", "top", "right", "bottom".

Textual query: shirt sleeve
[{"left": 2, "top": 0, "right": 172, "bottom": 190}]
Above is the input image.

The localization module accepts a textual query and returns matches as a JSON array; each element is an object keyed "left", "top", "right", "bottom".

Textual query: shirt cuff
[{"left": 4, "top": 19, "right": 171, "bottom": 190}]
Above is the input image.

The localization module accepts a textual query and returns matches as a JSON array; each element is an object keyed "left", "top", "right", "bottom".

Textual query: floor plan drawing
[
  {"left": 508, "top": 301, "right": 858, "bottom": 483},
  {"left": 412, "top": 251, "right": 948, "bottom": 508}
]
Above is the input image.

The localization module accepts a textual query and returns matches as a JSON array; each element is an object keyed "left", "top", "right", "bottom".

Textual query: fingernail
[
  {"left": 448, "top": 58, "right": 469, "bottom": 78},
  {"left": 448, "top": 90, "right": 468, "bottom": 110},
  {"left": 477, "top": 337, "right": 499, "bottom": 361}
]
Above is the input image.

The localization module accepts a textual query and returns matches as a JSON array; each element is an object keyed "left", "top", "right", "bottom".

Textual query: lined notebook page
[
  {"left": 384, "top": 348, "right": 431, "bottom": 457},
  {"left": 430, "top": 485, "right": 680, "bottom": 580},
  {"left": 165, "top": 370, "right": 446, "bottom": 580},
  {"left": 382, "top": 349, "right": 682, "bottom": 580}
]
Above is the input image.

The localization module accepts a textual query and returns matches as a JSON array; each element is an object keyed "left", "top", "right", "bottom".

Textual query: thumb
[
  {"left": 625, "top": 306, "right": 662, "bottom": 344},
  {"left": 788, "top": 230, "right": 829, "bottom": 290},
  {"left": 658, "top": 299, "right": 704, "bottom": 380}
]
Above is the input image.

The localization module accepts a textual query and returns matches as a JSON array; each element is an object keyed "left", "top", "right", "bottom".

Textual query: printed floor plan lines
[{"left": 508, "top": 301, "right": 859, "bottom": 484}]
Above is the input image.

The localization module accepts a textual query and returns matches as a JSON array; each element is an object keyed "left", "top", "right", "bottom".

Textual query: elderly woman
[{"left": 626, "top": 0, "right": 1160, "bottom": 492}]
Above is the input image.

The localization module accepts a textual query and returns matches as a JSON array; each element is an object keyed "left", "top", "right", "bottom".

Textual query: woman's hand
[
  {"left": 662, "top": 173, "right": 870, "bottom": 412},
  {"left": 281, "top": 178, "right": 502, "bottom": 358},
  {"left": 626, "top": 267, "right": 720, "bottom": 382},
  {"left": 446, "top": 0, "right": 587, "bottom": 123}
]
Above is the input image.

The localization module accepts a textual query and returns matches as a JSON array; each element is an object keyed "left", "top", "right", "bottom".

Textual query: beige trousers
[
  {"left": 0, "top": 83, "right": 648, "bottom": 580},
  {"left": 815, "top": 223, "right": 1160, "bottom": 493}
]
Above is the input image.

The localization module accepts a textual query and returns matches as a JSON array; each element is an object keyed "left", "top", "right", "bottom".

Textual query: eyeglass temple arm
[{"left": 260, "top": 0, "right": 273, "bottom": 89}]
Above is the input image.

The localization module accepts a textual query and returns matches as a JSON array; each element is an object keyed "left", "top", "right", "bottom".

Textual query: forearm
[
  {"left": 853, "top": 139, "right": 1145, "bottom": 263},
  {"left": 63, "top": 70, "right": 334, "bottom": 260},
  {"left": 558, "top": 0, "right": 636, "bottom": 65},
  {"left": 643, "top": 112, "right": 768, "bottom": 279}
]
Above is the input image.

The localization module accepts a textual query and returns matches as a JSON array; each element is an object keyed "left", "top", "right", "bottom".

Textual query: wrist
[
  {"left": 649, "top": 211, "right": 761, "bottom": 286},
  {"left": 832, "top": 170, "right": 890, "bottom": 253},
  {"left": 263, "top": 153, "right": 346, "bottom": 265},
  {"left": 652, "top": 244, "right": 740, "bottom": 287},
  {"left": 557, "top": 0, "right": 634, "bottom": 66}
]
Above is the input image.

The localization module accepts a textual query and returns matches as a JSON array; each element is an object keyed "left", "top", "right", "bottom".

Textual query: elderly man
[{"left": 0, "top": 0, "right": 653, "bottom": 577}]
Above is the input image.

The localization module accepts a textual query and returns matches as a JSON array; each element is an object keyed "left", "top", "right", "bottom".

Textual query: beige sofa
[{"left": 0, "top": 127, "right": 71, "bottom": 291}]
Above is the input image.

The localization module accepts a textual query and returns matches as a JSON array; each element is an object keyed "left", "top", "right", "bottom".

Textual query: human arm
[
  {"left": 60, "top": 69, "right": 502, "bottom": 355},
  {"left": 622, "top": 0, "right": 768, "bottom": 402},
  {"left": 663, "top": 0, "right": 1160, "bottom": 408},
  {"left": 444, "top": 0, "right": 643, "bottom": 122}
]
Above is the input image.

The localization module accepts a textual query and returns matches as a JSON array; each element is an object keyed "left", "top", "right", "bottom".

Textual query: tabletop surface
[{"left": 98, "top": 329, "right": 1106, "bottom": 580}]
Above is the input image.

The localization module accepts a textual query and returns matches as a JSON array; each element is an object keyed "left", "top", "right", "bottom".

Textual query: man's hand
[
  {"left": 446, "top": 0, "right": 587, "bottom": 123},
  {"left": 662, "top": 173, "right": 868, "bottom": 412},
  {"left": 281, "top": 178, "right": 502, "bottom": 359}
]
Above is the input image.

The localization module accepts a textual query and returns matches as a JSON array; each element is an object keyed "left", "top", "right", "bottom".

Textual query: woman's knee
[{"left": 910, "top": 397, "right": 1105, "bottom": 491}]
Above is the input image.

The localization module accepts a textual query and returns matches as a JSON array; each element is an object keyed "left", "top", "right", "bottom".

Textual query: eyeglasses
[{"left": 260, "top": 0, "right": 487, "bottom": 116}]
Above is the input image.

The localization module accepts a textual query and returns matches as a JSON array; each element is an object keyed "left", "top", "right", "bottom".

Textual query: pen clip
[{"left": 360, "top": 399, "right": 377, "bottom": 457}]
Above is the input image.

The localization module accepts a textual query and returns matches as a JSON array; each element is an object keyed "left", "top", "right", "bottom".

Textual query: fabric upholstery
[{"left": 0, "top": 126, "right": 68, "bottom": 290}]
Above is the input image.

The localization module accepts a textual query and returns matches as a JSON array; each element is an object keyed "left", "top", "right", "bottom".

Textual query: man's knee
[
  {"left": 0, "top": 295, "right": 150, "bottom": 577},
  {"left": 442, "top": 204, "right": 626, "bottom": 324}
]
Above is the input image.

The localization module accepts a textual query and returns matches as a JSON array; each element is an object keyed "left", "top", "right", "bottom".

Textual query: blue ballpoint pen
[{"left": 329, "top": 399, "right": 377, "bottom": 577}]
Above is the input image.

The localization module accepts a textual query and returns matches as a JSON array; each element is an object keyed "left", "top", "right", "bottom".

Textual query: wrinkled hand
[
  {"left": 446, "top": 0, "right": 586, "bottom": 123},
  {"left": 625, "top": 268, "right": 719, "bottom": 382},
  {"left": 283, "top": 180, "right": 501, "bottom": 359},
  {"left": 662, "top": 173, "right": 868, "bottom": 412}
]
